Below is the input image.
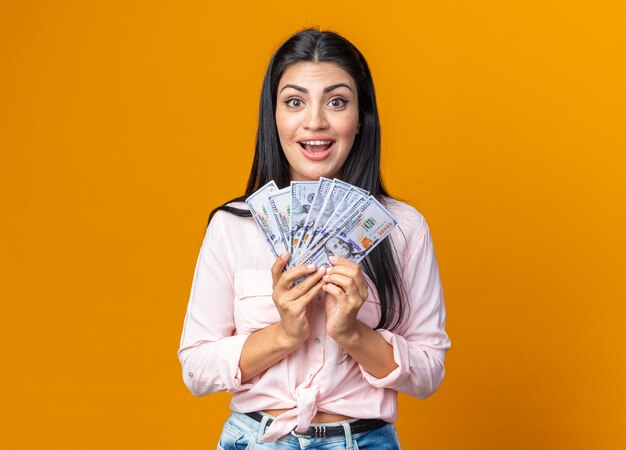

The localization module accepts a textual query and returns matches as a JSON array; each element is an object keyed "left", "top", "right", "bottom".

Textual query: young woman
[{"left": 177, "top": 28, "right": 451, "bottom": 449}]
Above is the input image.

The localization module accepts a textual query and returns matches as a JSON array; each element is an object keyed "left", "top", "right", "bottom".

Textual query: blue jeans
[{"left": 217, "top": 411, "right": 401, "bottom": 450}]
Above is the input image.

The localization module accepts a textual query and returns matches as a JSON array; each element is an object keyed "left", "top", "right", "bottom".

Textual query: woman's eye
[
  {"left": 329, "top": 98, "right": 348, "bottom": 108},
  {"left": 285, "top": 98, "right": 303, "bottom": 108}
]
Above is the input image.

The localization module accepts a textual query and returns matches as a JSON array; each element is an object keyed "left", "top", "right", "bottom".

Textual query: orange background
[{"left": 1, "top": 1, "right": 625, "bottom": 449}]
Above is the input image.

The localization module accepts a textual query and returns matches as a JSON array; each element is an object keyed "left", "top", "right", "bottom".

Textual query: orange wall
[{"left": 1, "top": 1, "right": 625, "bottom": 449}]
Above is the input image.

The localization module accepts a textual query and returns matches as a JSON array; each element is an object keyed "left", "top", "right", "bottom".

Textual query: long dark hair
[{"left": 209, "top": 28, "right": 406, "bottom": 331}]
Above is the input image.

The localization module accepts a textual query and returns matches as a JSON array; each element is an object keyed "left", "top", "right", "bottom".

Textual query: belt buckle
[{"left": 291, "top": 425, "right": 327, "bottom": 438}]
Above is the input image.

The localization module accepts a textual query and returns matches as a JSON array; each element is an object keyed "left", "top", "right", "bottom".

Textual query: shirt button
[
  {"left": 313, "top": 338, "right": 321, "bottom": 345},
  {"left": 188, "top": 371, "right": 194, "bottom": 378}
]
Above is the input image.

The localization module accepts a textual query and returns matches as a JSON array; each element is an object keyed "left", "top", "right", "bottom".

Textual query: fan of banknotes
[{"left": 245, "top": 178, "right": 398, "bottom": 269}]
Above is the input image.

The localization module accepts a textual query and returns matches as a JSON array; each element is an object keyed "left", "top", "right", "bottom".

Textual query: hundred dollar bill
[
  {"left": 321, "top": 187, "right": 369, "bottom": 239},
  {"left": 290, "top": 181, "right": 318, "bottom": 256},
  {"left": 301, "top": 186, "right": 369, "bottom": 259},
  {"left": 245, "top": 181, "right": 287, "bottom": 257},
  {"left": 294, "top": 179, "right": 352, "bottom": 260},
  {"left": 294, "top": 196, "right": 398, "bottom": 269},
  {"left": 292, "top": 177, "right": 333, "bottom": 259},
  {"left": 267, "top": 187, "right": 291, "bottom": 254}
]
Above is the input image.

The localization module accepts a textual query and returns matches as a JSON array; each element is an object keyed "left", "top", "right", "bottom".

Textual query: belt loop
[
  {"left": 256, "top": 413, "right": 271, "bottom": 443},
  {"left": 341, "top": 421, "right": 353, "bottom": 450}
]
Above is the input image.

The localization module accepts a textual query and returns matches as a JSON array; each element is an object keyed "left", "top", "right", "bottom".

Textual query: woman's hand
[
  {"left": 271, "top": 252, "right": 326, "bottom": 348},
  {"left": 322, "top": 256, "right": 369, "bottom": 345}
]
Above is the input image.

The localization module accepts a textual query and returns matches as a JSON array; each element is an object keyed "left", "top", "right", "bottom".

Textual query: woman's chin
[{"left": 290, "top": 167, "right": 341, "bottom": 182}]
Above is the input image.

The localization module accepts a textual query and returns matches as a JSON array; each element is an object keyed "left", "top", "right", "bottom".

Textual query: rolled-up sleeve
[
  {"left": 177, "top": 212, "right": 255, "bottom": 396},
  {"left": 359, "top": 219, "right": 450, "bottom": 399}
]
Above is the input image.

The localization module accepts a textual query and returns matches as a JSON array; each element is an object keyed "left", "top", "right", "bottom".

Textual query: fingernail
[
  {"left": 318, "top": 266, "right": 326, "bottom": 273},
  {"left": 307, "top": 264, "right": 316, "bottom": 271},
  {"left": 323, "top": 275, "right": 330, "bottom": 281},
  {"left": 326, "top": 266, "right": 332, "bottom": 274},
  {"left": 281, "top": 252, "right": 289, "bottom": 260},
  {"left": 329, "top": 256, "right": 338, "bottom": 263}
]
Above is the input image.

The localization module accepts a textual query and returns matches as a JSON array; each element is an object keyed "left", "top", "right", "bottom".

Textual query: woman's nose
[{"left": 303, "top": 104, "right": 329, "bottom": 130}]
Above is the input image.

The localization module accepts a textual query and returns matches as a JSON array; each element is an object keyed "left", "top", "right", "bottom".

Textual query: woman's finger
[
  {"left": 284, "top": 266, "right": 326, "bottom": 301},
  {"left": 328, "top": 255, "right": 360, "bottom": 270},
  {"left": 292, "top": 279, "right": 325, "bottom": 309},
  {"left": 323, "top": 273, "right": 359, "bottom": 297},
  {"left": 326, "top": 264, "right": 361, "bottom": 282},
  {"left": 322, "top": 282, "right": 348, "bottom": 302},
  {"left": 325, "top": 265, "right": 368, "bottom": 300},
  {"left": 278, "top": 263, "right": 319, "bottom": 290},
  {"left": 271, "top": 252, "right": 290, "bottom": 289}
]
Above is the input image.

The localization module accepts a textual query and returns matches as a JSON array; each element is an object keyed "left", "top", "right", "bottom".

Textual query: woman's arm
[
  {"left": 322, "top": 258, "right": 398, "bottom": 378},
  {"left": 178, "top": 213, "right": 328, "bottom": 394},
  {"left": 330, "top": 319, "right": 398, "bottom": 378},
  {"left": 177, "top": 212, "right": 248, "bottom": 396},
  {"left": 239, "top": 254, "right": 326, "bottom": 382},
  {"left": 323, "top": 218, "right": 450, "bottom": 398}
]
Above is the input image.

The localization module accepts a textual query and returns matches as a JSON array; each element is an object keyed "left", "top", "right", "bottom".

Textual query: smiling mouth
[{"left": 299, "top": 140, "right": 334, "bottom": 152}]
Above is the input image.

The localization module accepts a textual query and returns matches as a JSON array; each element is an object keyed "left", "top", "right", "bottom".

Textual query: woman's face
[{"left": 276, "top": 61, "right": 360, "bottom": 182}]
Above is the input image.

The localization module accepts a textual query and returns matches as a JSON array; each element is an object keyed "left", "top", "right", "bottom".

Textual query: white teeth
[{"left": 301, "top": 140, "right": 331, "bottom": 146}]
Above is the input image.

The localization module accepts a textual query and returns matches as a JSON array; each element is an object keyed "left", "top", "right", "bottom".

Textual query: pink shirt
[{"left": 177, "top": 198, "right": 450, "bottom": 442}]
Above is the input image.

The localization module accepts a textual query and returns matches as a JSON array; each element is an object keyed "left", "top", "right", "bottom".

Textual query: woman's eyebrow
[{"left": 279, "top": 83, "right": 353, "bottom": 94}]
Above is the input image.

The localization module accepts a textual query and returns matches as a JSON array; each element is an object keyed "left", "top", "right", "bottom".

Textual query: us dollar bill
[
  {"left": 267, "top": 187, "right": 291, "bottom": 254},
  {"left": 294, "top": 179, "right": 352, "bottom": 260},
  {"left": 292, "top": 177, "right": 334, "bottom": 259},
  {"left": 245, "top": 181, "right": 287, "bottom": 257},
  {"left": 290, "top": 181, "right": 318, "bottom": 255},
  {"left": 295, "top": 196, "right": 398, "bottom": 268},
  {"left": 301, "top": 186, "right": 369, "bottom": 258}
]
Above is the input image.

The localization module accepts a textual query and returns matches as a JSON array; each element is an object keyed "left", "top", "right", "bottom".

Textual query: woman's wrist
[
  {"left": 330, "top": 321, "right": 363, "bottom": 350},
  {"left": 240, "top": 323, "right": 305, "bottom": 382},
  {"left": 276, "top": 323, "right": 307, "bottom": 351},
  {"left": 333, "top": 322, "right": 398, "bottom": 379}
]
